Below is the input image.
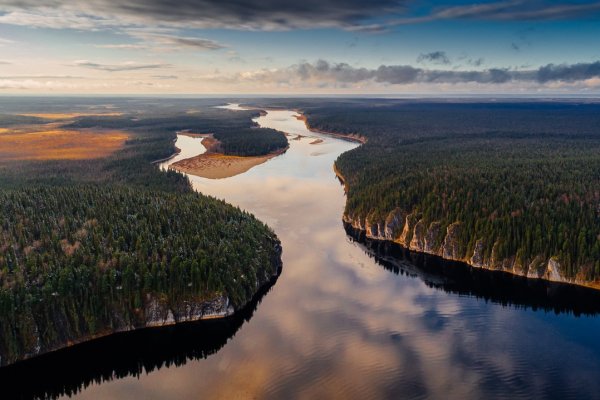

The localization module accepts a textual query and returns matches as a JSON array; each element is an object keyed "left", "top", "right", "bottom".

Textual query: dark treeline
[
  {"left": 304, "top": 101, "right": 600, "bottom": 282},
  {"left": 0, "top": 99, "right": 283, "bottom": 366},
  {"left": 66, "top": 107, "right": 287, "bottom": 157},
  {"left": 0, "top": 115, "right": 46, "bottom": 126}
]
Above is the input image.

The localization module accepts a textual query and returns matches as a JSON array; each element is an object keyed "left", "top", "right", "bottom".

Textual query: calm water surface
[{"left": 65, "top": 108, "right": 600, "bottom": 399}]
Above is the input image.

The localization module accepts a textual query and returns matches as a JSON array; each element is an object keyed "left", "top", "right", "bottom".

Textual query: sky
[{"left": 0, "top": 0, "right": 600, "bottom": 95}]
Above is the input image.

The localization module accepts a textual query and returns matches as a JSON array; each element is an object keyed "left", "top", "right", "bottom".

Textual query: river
[{"left": 59, "top": 107, "right": 600, "bottom": 399}]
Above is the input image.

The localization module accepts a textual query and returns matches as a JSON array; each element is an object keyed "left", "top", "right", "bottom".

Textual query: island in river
[{"left": 169, "top": 132, "right": 288, "bottom": 179}]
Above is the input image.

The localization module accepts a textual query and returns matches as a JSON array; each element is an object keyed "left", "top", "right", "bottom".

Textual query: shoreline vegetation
[
  {"left": 162, "top": 108, "right": 359, "bottom": 180},
  {"left": 0, "top": 267, "right": 281, "bottom": 400},
  {"left": 300, "top": 102, "right": 600, "bottom": 292},
  {"left": 169, "top": 131, "right": 289, "bottom": 179},
  {"left": 0, "top": 186, "right": 283, "bottom": 368},
  {"left": 295, "top": 114, "right": 367, "bottom": 144},
  {"left": 334, "top": 166, "right": 600, "bottom": 292},
  {"left": 0, "top": 100, "right": 285, "bottom": 367}
]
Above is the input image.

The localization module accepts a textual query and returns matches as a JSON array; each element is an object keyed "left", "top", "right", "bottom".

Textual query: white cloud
[
  {"left": 0, "top": 78, "right": 91, "bottom": 90},
  {"left": 73, "top": 60, "right": 172, "bottom": 72},
  {"left": 94, "top": 43, "right": 147, "bottom": 50},
  {"left": 126, "top": 32, "right": 226, "bottom": 51},
  {"left": 0, "top": 37, "right": 15, "bottom": 46}
]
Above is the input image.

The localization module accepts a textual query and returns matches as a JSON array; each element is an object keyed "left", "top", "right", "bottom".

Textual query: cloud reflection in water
[{"left": 69, "top": 110, "right": 600, "bottom": 400}]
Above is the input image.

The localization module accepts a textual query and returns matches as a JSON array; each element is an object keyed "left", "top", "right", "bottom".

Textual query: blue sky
[{"left": 0, "top": 0, "right": 599, "bottom": 94}]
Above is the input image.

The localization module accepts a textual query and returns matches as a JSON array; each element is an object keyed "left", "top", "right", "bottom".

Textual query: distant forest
[
  {"left": 304, "top": 101, "right": 600, "bottom": 282},
  {"left": 0, "top": 99, "right": 282, "bottom": 365}
]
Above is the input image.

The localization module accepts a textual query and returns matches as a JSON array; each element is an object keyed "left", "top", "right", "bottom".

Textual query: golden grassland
[{"left": 0, "top": 124, "right": 128, "bottom": 161}]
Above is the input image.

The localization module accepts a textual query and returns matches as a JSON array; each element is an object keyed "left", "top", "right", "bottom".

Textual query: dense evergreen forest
[
  {"left": 0, "top": 186, "right": 280, "bottom": 366},
  {"left": 304, "top": 101, "right": 600, "bottom": 284},
  {"left": 65, "top": 108, "right": 287, "bottom": 157},
  {"left": 0, "top": 98, "right": 283, "bottom": 366}
]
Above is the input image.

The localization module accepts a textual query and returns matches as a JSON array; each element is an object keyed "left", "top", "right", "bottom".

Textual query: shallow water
[
  {"left": 63, "top": 109, "right": 600, "bottom": 400},
  {"left": 161, "top": 134, "right": 207, "bottom": 166}
]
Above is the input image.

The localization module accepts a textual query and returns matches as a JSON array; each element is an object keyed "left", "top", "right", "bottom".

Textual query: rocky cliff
[
  {"left": 343, "top": 207, "right": 596, "bottom": 290},
  {"left": 1, "top": 240, "right": 283, "bottom": 367}
]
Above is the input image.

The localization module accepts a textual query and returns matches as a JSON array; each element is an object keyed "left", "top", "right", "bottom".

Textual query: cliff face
[
  {"left": 343, "top": 209, "right": 593, "bottom": 289},
  {"left": 0, "top": 295, "right": 234, "bottom": 368},
  {"left": 0, "top": 241, "right": 283, "bottom": 367},
  {"left": 142, "top": 294, "right": 233, "bottom": 328}
]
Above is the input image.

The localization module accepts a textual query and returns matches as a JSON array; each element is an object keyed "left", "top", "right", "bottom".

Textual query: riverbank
[
  {"left": 170, "top": 149, "right": 287, "bottom": 179},
  {"left": 169, "top": 133, "right": 288, "bottom": 179},
  {"left": 295, "top": 114, "right": 367, "bottom": 144},
  {"left": 49, "top": 103, "right": 600, "bottom": 400},
  {"left": 334, "top": 164, "right": 600, "bottom": 292},
  {"left": 1, "top": 238, "right": 282, "bottom": 368},
  {"left": 298, "top": 107, "right": 600, "bottom": 292}
]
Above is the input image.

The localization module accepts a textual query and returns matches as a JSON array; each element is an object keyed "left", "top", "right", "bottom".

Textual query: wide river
[{"left": 65, "top": 108, "right": 600, "bottom": 399}]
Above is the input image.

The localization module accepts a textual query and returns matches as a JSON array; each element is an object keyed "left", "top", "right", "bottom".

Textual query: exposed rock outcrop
[
  {"left": 441, "top": 222, "right": 462, "bottom": 261},
  {"left": 144, "top": 295, "right": 233, "bottom": 328},
  {"left": 546, "top": 258, "right": 563, "bottom": 282},
  {"left": 1, "top": 240, "right": 283, "bottom": 367},
  {"left": 423, "top": 221, "right": 442, "bottom": 254},
  {"left": 410, "top": 219, "right": 426, "bottom": 252},
  {"left": 384, "top": 208, "right": 406, "bottom": 240},
  {"left": 344, "top": 207, "right": 599, "bottom": 290},
  {"left": 398, "top": 212, "right": 419, "bottom": 246},
  {"left": 526, "top": 256, "right": 546, "bottom": 279},
  {"left": 470, "top": 239, "right": 485, "bottom": 268}
]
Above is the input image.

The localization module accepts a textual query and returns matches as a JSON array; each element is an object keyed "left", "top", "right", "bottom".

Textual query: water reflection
[
  {"left": 61, "top": 108, "right": 600, "bottom": 400},
  {"left": 1, "top": 276, "right": 278, "bottom": 400},
  {"left": 346, "top": 224, "right": 600, "bottom": 316},
  {"left": 161, "top": 134, "right": 207, "bottom": 166}
]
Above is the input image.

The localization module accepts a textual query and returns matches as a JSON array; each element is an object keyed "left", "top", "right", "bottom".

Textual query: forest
[
  {"left": 65, "top": 108, "right": 287, "bottom": 156},
  {"left": 0, "top": 99, "right": 283, "bottom": 366},
  {"left": 303, "top": 101, "right": 600, "bottom": 283}
]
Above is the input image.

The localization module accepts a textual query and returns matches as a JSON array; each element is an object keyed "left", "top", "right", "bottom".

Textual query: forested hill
[
  {"left": 0, "top": 186, "right": 281, "bottom": 366},
  {"left": 304, "top": 101, "right": 600, "bottom": 288},
  {"left": 0, "top": 99, "right": 283, "bottom": 366}
]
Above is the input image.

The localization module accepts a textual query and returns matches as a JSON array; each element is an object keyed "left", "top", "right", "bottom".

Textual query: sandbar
[{"left": 170, "top": 134, "right": 286, "bottom": 179}]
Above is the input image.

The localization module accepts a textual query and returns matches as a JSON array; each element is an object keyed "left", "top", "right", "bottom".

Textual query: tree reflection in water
[
  {"left": 0, "top": 273, "right": 279, "bottom": 400},
  {"left": 346, "top": 223, "right": 600, "bottom": 317}
]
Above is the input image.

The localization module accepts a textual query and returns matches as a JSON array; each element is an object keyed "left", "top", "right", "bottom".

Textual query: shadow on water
[
  {"left": 345, "top": 223, "right": 600, "bottom": 317},
  {"left": 0, "top": 274, "right": 280, "bottom": 400}
]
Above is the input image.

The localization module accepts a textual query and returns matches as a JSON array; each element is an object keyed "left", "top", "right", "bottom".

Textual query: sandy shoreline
[
  {"left": 170, "top": 132, "right": 287, "bottom": 179},
  {"left": 168, "top": 108, "right": 361, "bottom": 180},
  {"left": 171, "top": 150, "right": 286, "bottom": 179}
]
